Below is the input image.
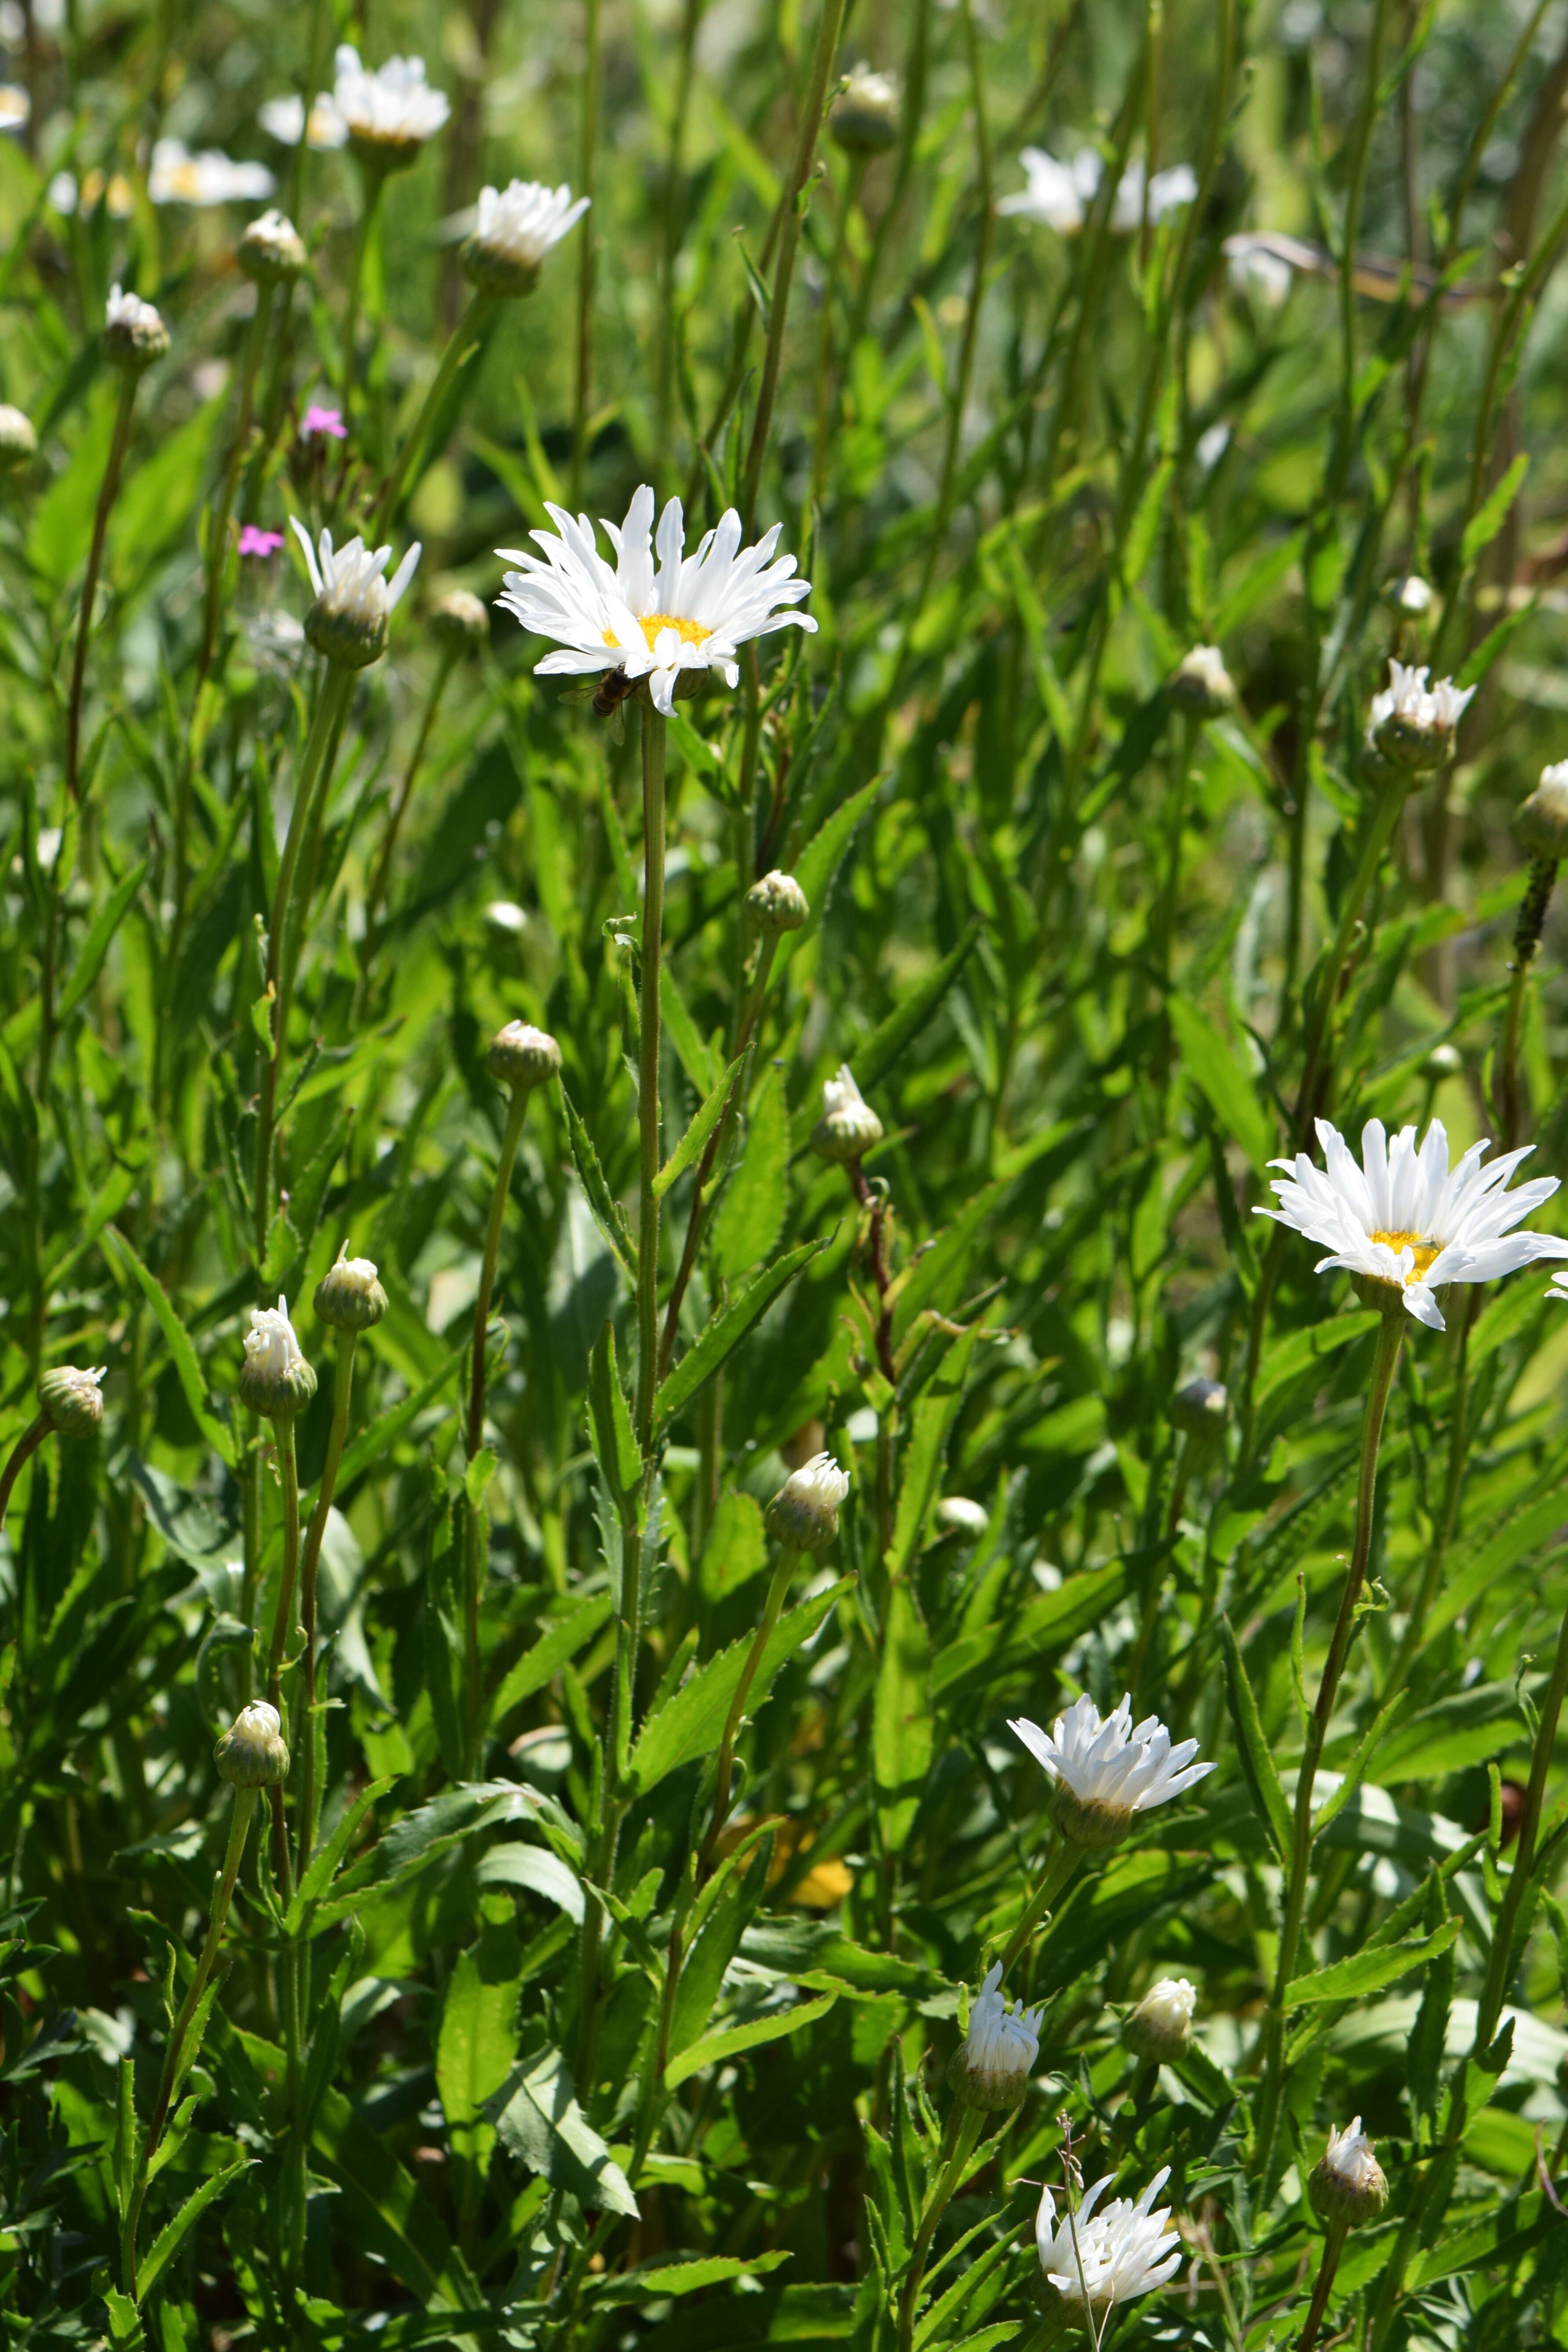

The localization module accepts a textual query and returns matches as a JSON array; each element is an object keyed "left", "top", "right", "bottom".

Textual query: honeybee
[{"left": 564, "top": 665, "right": 639, "bottom": 738}]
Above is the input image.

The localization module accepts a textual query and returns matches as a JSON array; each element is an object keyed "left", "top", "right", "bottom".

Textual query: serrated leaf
[
  {"left": 1220, "top": 1615, "right": 1292, "bottom": 1863},
  {"left": 629, "top": 1576, "right": 852, "bottom": 1793},
  {"left": 100, "top": 1227, "right": 234, "bottom": 1467},
  {"left": 487, "top": 1592, "right": 616, "bottom": 1735},
  {"left": 489, "top": 2044, "right": 638, "bottom": 2216},
  {"left": 654, "top": 1049, "right": 746, "bottom": 1198},
  {"left": 57, "top": 857, "right": 147, "bottom": 1022},
  {"left": 1286, "top": 1919, "right": 1459, "bottom": 2007},
  {"left": 654, "top": 1238, "right": 823, "bottom": 1435},
  {"left": 665, "top": 1989, "right": 839, "bottom": 2088},
  {"left": 136, "top": 2152, "right": 254, "bottom": 2297}
]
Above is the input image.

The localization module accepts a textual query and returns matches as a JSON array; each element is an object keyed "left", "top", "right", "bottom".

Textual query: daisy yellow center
[
  {"left": 603, "top": 613, "right": 714, "bottom": 654},
  {"left": 1370, "top": 1229, "right": 1440, "bottom": 1279}
]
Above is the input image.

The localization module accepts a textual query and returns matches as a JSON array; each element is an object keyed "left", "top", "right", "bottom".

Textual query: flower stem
[
  {"left": 997, "top": 1839, "right": 1083, "bottom": 1978},
  {"left": 340, "top": 169, "right": 387, "bottom": 436},
  {"left": 297, "top": 1329, "right": 359, "bottom": 1872},
  {"left": 0, "top": 1414, "right": 48, "bottom": 1535},
  {"left": 1255, "top": 1302, "right": 1404, "bottom": 2188},
  {"left": 196, "top": 288, "right": 272, "bottom": 692},
  {"left": 371, "top": 289, "right": 495, "bottom": 541},
  {"left": 121, "top": 1784, "right": 258, "bottom": 2297},
  {"left": 570, "top": 0, "right": 601, "bottom": 503},
  {"left": 464, "top": 1081, "right": 531, "bottom": 1772},
  {"left": 264, "top": 1415, "right": 302, "bottom": 1716},
  {"left": 1294, "top": 2221, "right": 1348, "bottom": 2352},
  {"left": 360, "top": 650, "right": 457, "bottom": 943},
  {"left": 696, "top": 1546, "right": 800, "bottom": 1880},
  {"left": 636, "top": 703, "right": 667, "bottom": 1461},
  {"left": 64, "top": 370, "right": 137, "bottom": 805},
  {"left": 1498, "top": 854, "right": 1556, "bottom": 1152},
  {"left": 895, "top": 2103, "right": 986, "bottom": 2352}
]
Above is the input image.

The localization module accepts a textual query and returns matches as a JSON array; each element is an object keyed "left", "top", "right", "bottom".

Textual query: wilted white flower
[
  {"left": 148, "top": 138, "right": 275, "bottom": 207},
  {"left": 495, "top": 487, "right": 815, "bottom": 718},
  {"left": 811, "top": 1065, "right": 883, "bottom": 1164},
  {"left": 0, "top": 82, "right": 28, "bottom": 131},
  {"left": 947, "top": 1962, "right": 1042, "bottom": 2110},
  {"left": 1258, "top": 1117, "right": 1568, "bottom": 1333},
  {"left": 1123, "top": 1976, "right": 1195, "bottom": 2060},
  {"left": 1169, "top": 643, "right": 1233, "bottom": 716},
  {"left": 462, "top": 179, "right": 588, "bottom": 296},
  {"left": 333, "top": 43, "right": 450, "bottom": 164},
  {"left": 766, "top": 1452, "right": 850, "bottom": 1552},
  {"left": 215, "top": 1698, "right": 290, "bottom": 1788},
  {"left": 103, "top": 283, "right": 169, "bottom": 369},
  {"left": 1000, "top": 146, "right": 1195, "bottom": 236},
  {"left": 291, "top": 519, "right": 421, "bottom": 668},
  {"left": 259, "top": 92, "right": 349, "bottom": 150},
  {"left": 1367, "top": 659, "right": 1474, "bottom": 771},
  {"left": 1036, "top": 2168, "right": 1182, "bottom": 2312},
  {"left": 1310, "top": 2118, "right": 1388, "bottom": 2229},
  {"left": 238, "top": 1295, "right": 317, "bottom": 1419},
  {"left": 1009, "top": 1693, "right": 1214, "bottom": 1846}
]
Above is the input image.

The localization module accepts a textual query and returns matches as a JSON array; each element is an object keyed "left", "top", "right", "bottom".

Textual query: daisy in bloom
[
  {"left": 1000, "top": 146, "right": 1195, "bottom": 236},
  {"left": 1009, "top": 1692, "right": 1214, "bottom": 1847},
  {"left": 259, "top": 92, "right": 349, "bottom": 151},
  {"left": 291, "top": 520, "right": 421, "bottom": 668},
  {"left": 1259, "top": 1117, "right": 1568, "bottom": 1332},
  {"left": 494, "top": 486, "right": 815, "bottom": 718},
  {"left": 462, "top": 179, "right": 589, "bottom": 297},
  {"left": 1366, "top": 659, "right": 1473, "bottom": 771},
  {"left": 948, "top": 1962, "right": 1043, "bottom": 2111},
  {"left": 1036, "top": 2168, "right": 1182, "bottom": 2313},
  {"left": 332, "top": 44, "right": 449, "bottom": 165},
  {"left": 148, "top": 138, "right": 274, "bottom": 206}
]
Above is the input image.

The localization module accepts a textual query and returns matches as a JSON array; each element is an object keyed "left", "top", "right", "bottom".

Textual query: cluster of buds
[
  {"left": 1366, "top": 660, "right": 1473, "bottom": 776},
  {"left": 948, "top": 1962, "right": 1042, "bottom": 2111},
  {"left": 103, "top": 284, "right": 169, "bottom": 372},
  {"left": 811, "top": 1065, "right": 882, "bottom": 1165},
  {"left": 1169, "top": 643, "right": 1234, "bottom": 718},
  {"left": 765, "top": 1452, "right": 849, "bottom": 1552}
]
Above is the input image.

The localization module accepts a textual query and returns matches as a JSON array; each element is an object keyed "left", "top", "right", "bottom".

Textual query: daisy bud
[
  {"left": 461, "top": 179, "right": 589, "bottom": 298},
  {"left": 314, "top": 1244, "right": 388, "bottom": 1332},
  {"left": 937, "top": 1495, "right": 990, "bottom": 1537},
  {"left": 103, "top": 284, "right": 170, "bottom": 372},
  {"left": 237, "top": 207, "right": 307, "bottom": 285},
  {"left": 1169, "top": 644, "right": 1233, "bottom": 717},
  {"left": 430, "top": 589, "right": 490, "bottom": 657},
  {"left": 1421, "top": 1041, "right": 1462, "bottom": 1081},
  {"left": 238, "top": 1297, "right": 317, "bottom": 1421},
  {"left": 1122, "top": 1975, "right": 1195, "bottom": 2062},
  {"left": 38, "top": 1364, "right": 106, "bottom": 1440},
  {"left": 1514, "top": 762, "right": 1568, "bottom": 862},
  {"left": 1367, "top": 661, "right": 1474, "bottom": 774},
  {"left": 830, "top": 63, "right": 900, "bottom": 156},
  {"left": 765, "top": 1451, "right": 850, "bottom": 1552},
  {"left": 746, "top": 870, "right": 809, "bottom": 934},
  {"left": 811, "top": 1065, "right": 883, "bottom": 1164},
  {"left": 0, "top": 404, "right": 37, "bottom": 471},
  {"left": 215, "top": 1699, "right": 290, "bottom": 1788},
  {"left": 947, "top": 1963, "right": 1042, "bottom": 2111},
  {"left": 1309, "top": 2119, "right": 1388, "bottom": 2231},
  {"left": 1385, "top": 573, "right": 1433, "bottom": 618},
  {"left": 1169, "top": 1376, "right": 1228, "bottom": 1444},
  {"left": 487, "top": 1020, "right": 561, "bottom": 1093}
]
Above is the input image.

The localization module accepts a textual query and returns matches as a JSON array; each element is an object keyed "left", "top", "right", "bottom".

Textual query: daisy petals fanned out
[
  {"left": 494, "top": 487, "right": 816, "bottom": 716},
  {"left": 1036, "top": 2169, "right": 1182, "bottom": 2311},
  {"left": 1258, "top": 1117, "right": 1568, "bottom": 1333},
  {"left": 1009, "top": 1692, "right": 1214, "bottom": 1846}
]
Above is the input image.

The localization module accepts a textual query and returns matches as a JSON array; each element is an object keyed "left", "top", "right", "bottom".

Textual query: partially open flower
[
  {"left": 811, "top": 1066, "right": 883, "bottom": 1164},
  {"left": 487, "top": 1020, "right": 561, "bottom": 1092},
  {"left": 461, "top": 179, "right": 589, "bottom": 297},
  {"left": 1515, "top": 762, "right": 1568, "bottom": 862},
  {"left": 766, "top": 1452, "right": 850, "bottom": 1552},
  {"left": 39, "top": 1364, "right": 106, "bottom": 1440},
  {"left": 1009, "top": 1693, "right": 1215, "bottom": 1848},
  {"left": 292, "top": 520, "right": 420, "bottom": 668},
  {"left": 947, "top": 1962, "right": 1042, "bottom": 2110},
  {"left": 1123, "top": 1975, "right": 1196, "bottom": 2061},
  {"left": 103, "top": 284, "right": 170, "bottom": 371},
  {"left": 1310, "top": 2119, "right": 1388, "bottom": 2230},
  {"left": 1170, "top": 1375, "right": 1228, "bottom": 1443},
  {"left": 1366, "top": 660, "right": 1473, "bottom": 773},
  {"left": 333, "top": 43, "right": 450, "bottom": 171},
  {"left": 0, "top": 404, "right": 37, "bottom": 471},
  {"left": 431, "top": 589, "right": 490, "bottom": 657},
  {"left": 238, "top": 207, "right": 307, "bottom": 284},
  {"left": 1036, "top": 2169, "right": 1182, "bottom": 2314},
  {"left": 239, "top": 1297, "right": 317, "bottom": 1420},
  {"left": 314, "top": 1244, "right": 388, "bottom": 1332},
  {"left": 215, "top": 1699, "right": 290, "bottom": 1788},
  {"left": 1169, "top": 644, "right": 1233, "bottom": 717},
  {"left": 830, "top": 63, "right": 900, "bottom": 156},
  {"left": 746, "top": 870, "right": 809, "bottom": 934}
]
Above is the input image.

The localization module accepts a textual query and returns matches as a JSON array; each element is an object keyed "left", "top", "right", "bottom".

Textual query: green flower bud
[
  {"left": 1309, "top": 2120, "right": 1388, "bottom": 2230},
  {"left": 1170, "top": 1376, "right": 1228, "bottom": 1443},
  {"left": 103, "top": 284, "right": 170, "bottom": 371},
  {"left": 1514, "top": 763, "right": 1568, "bottom": 861},
  {"left": 237, "top": 208, "right": 307, "bottom": 285},
  {"left": 811, "top": 1065, "right": 883, "bottom": 1164},
  {"left": 746, "top": 870, "right": 809, "bottom": 934},
  {"left": 430, "top": 589, "right": 490, "bottom": 657},
  {"left": 314, "top": 1245, "right": 387, "bottom": 1332},
  {"left": 38, "top": 1364, "right": 106, "bottom": 1440},
  {"left": 215, "top": 1699, "right": 290, "bottom": 1788},
  {"left": 0, "top": 404, "right": 37, "bottom": 472},
  {"left": 1122, "top": 1976, "right": 1195, "bottom": 2062},
  {"left": 487, "top": 1020, "right": 561, "bottom": 1092},
  {"left": 765, "top": 1452, "right": 850, "bottom": 1553}
]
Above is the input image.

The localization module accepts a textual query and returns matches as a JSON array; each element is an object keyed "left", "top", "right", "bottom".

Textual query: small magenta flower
[
  {"left": 239, "top": 525, "right": 285, "bottom": 557},
  {"left": 300, "top": 403, "right": 348, "bottom": 442}
]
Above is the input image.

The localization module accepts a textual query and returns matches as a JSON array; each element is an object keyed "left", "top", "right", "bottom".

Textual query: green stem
[
  {"left": 0, "top": 1414, "right": 48, "bottom": 1535},
  {"left": 297, "top": 1328, "right": 359, "bottom": 1874},
  {"left": 997, "top": 1839, "right": 1083, "bottom": 1978},
  {"left": 371, "top": 290, "right": 495, "bottom": 542},
  {"left": 570, "top": 0, "right": 601, "bottom": 503},
  {"left": 121, "top": 1784, "right": 258, "bottom": 2297},
  {"left": 360, "top": 652, "right": 457, "bottom": 941},
  {"left": 655, "top": 0, "right": 705, "bottom": 478},
  {"left": 464, "top": 1082, "right": 533, "bottom": 1773},
  {"left": 636, "top": 703, "right": 667, "bottom": 1460},
  {"left": 696, "top": 1547, "right": 800, "bottom": 1878},
  {"left": 263, "top": 1416, "right": 302, "bottom": 1716},
  {"left": 1499, "top": 855, "right": 1556, "bottom": 1152},
  {"left": 340, "top": 168, "right": 388, "bottom": 435},
  {"left": 1255, "top": 1304, "right": 1404, "bottom": 2189},
  {"left": 196, "top": 288, "right": 272, "bottom": 692},
  {"left": 895, "top": 2104, "right": 986, "bottom": 2352},
  {"left": 1473, "top": 1556, "right": 1568, "bottom": 2052},
  {"left": 64, "top": 370, "right": 137, "bottom": 805},
  {"left": 1294, "top": 2221, "right": 1348, "bottom": 2352},
  {"left": 240, "top": 1423, "right": 262, "bottom": 1700},
  {"left": 812, "top": 156, "right": 863, "bottom": 504}
]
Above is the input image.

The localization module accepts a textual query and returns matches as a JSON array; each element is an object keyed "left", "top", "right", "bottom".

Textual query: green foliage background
[{"left": 6, "top": 0, "right": 1568, "bottom": 2344}]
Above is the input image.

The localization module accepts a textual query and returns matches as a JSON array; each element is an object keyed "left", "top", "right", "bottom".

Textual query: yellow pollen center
[
  {"left": 602, "top": 613, "right": 714, "bottom": 654},
  {"left": 1370, "top": 1229, "right": 1440, "bottom": 1280}
]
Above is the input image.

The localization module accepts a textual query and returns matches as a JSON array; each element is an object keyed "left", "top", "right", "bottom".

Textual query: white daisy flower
[
  {"left": 999, "top": 147, "right": 1196, "bottom": 236},
  {"left": 291, "top": 519, "right": 421, "bottom": 669},
  {"left": 333, "top": 43, "right": 449, "bottom": 163},
  {"left": 1367, "top": 659, "right": 1474, "bottom": 771},
  {"left": 0, "top": 82, "right": 28, "bottom": 132},
  {"left": 1009, "top": 1692, "right": 1215, "bottom": 1846},
  {"left": 1036, "top": 2168, "right": 1182, "bottom": 2312},
  {"left": 1258, "top": 1117, "right": 1568, "bottom": 1332},
  {"left": 494, "top": 487, "right": 815, "bottom": 718},
  {"left": 259, "top": 92, "right": 349, "bottom": 151},
  {"left": 148, "top": 138, "right": 275, "bottom": 207},
  {"left": 948, "top": 1961, "right": 1043, "bottom": 2111},
  {"left": 462, "top": 179, "right": 588, "bottom": 296}
]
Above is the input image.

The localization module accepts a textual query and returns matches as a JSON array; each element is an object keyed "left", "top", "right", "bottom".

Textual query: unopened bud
[
  {"left": 314, "top": 1244, "right": 387, "bottom": 1332},
  {"left": 1169, "top": 644, "right": 1233, "bottom": 717},
  {"left": 237, "top": 208, "right": 307, "bottom": 284},
  {"left": 830, "top": 63, "right": 900, "bottom": 156},
  {"left": 765, "top": 1451, "right": 849, "bottom": 1552},
  {"left": 215, "top": 1699, "right": 290, "bottom": 1788},
  {"left": 238, "top": 1297, "right": 317, "bottom": 1420},
  {"left": 746, "top": 869, "right": 809, "bottom": 934},
  {"left": 1123, "top": 1976, "right": 1195, "bottom": 2062},
  {"left": 431, "top": 588, "right": 489, "bottom": 656},
  {"left": 1170, "top": 1376, "right": 1228, "bottom": 1443},
  {"left": 0, "top": 404, "right": 37, "bottom": 471},
  {"left": 947, "top": 1963, "right": 1041, "bottom": 2112},
  {"left": 1310, "top": 2120, "right": 1388, "bottom": 2231},
  {"left": 39, "top": 1364, "right": 106, "bottom": 1439},
  {"left": 811, "top": 1065, "right": 883, "bottom": 1164},
  {"left": 487, "top": 1020, "right": 561, "bottom": 1092},
  {"left": 1386, "top": 573, "right": 1432, "bottom": 618},
  {"left": 1422, "top": 1041, "right": 1462, "bottom": 1081},
  {"left": 103, "top": 283, "right": 170, "bottom": 371},
  {"left": 937, "top": 1495, "right": 989, "bottom": 1537},
  {"left": 1514, "top": 763, "right": 1568, "bottom": 861}
]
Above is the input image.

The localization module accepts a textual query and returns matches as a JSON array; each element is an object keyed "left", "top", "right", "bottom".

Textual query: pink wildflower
[
  {"left": 238, "top": 525, "right": 285, "bottom": 557},
  {"left": 300, "top": 404, "right": 347, "bottom": 441}
]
